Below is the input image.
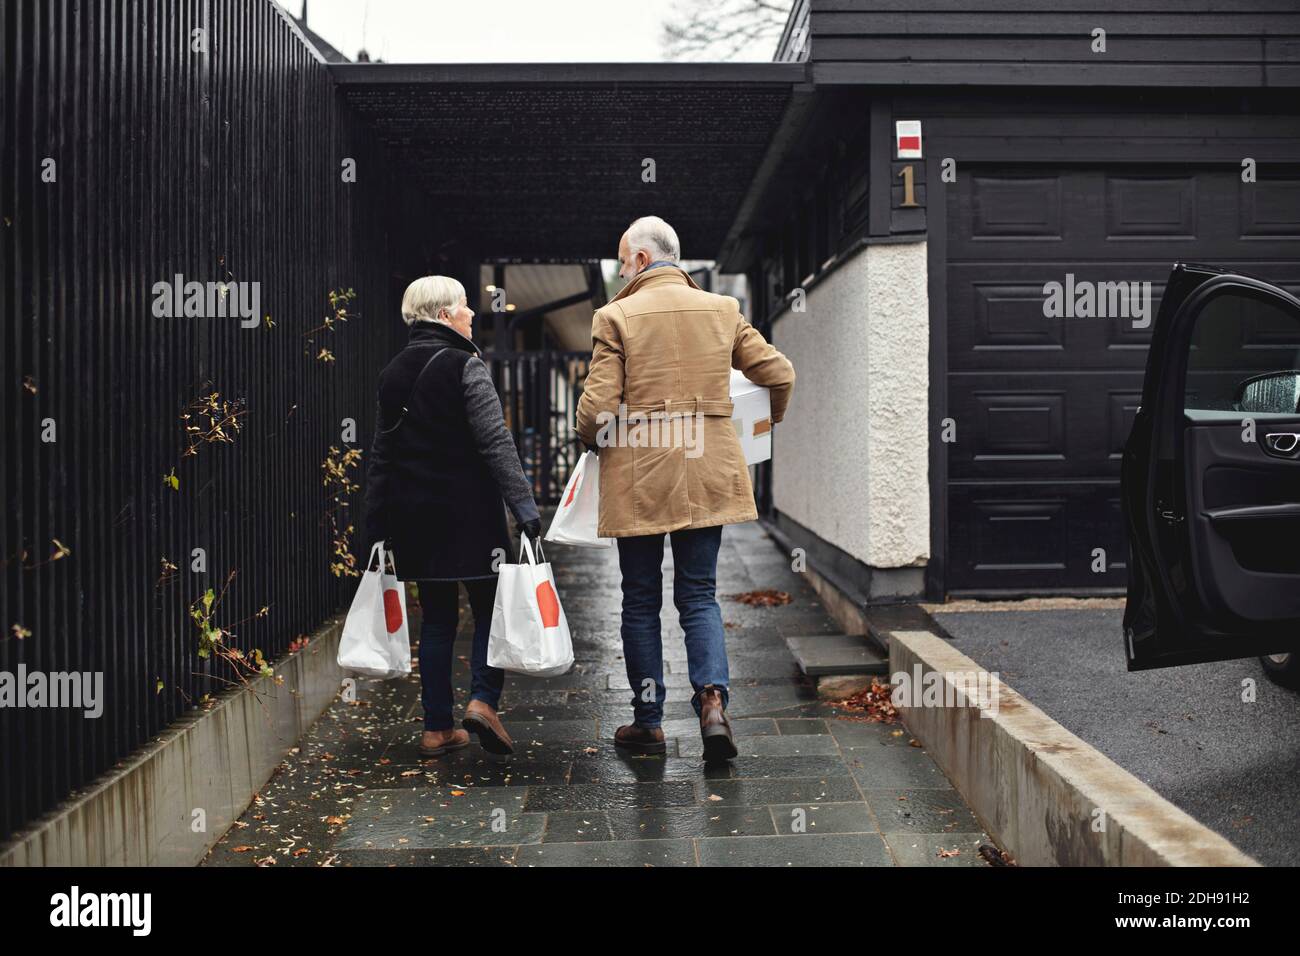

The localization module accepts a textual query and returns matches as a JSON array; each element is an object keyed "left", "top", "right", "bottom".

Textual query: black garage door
[{"left": 946, "top": 163, "right": 1300, "bottom": 594}]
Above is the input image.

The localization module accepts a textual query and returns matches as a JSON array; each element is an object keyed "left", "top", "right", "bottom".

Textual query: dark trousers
[
  {"left": 417, "top": 578, "right": 503, "bottom": 731},
  {"left": 616, "top": 525, "right": 729, "bottom": 728}
]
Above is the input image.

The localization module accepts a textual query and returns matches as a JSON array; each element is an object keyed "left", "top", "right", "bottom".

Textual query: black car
[{"left": 1123, "top": 262, "right": 1300, "bottom": 687}]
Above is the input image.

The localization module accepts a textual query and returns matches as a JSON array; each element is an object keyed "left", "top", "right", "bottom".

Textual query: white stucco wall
[{"left": 771, "top": 240, "right": 930, "bottom": 569}]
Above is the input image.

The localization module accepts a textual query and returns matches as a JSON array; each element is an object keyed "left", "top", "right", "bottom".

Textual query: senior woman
[{"left": 363, "top": 275, "right": 540, "bottom": 758}]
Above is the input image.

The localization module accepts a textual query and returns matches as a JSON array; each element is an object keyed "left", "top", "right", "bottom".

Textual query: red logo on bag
[
  {"left": 383, "top": 589, "right": 404, "bottom": 633},
  {"left": 563, "top": 474, "right": 579, "bottom": 507},
  {"left": 536, "top": 580, "right": 560, "bottom": 628}
]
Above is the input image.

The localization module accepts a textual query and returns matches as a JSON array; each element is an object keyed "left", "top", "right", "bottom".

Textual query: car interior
[{"left": 1182, "top": 290, "right": 1300, "bottom": 622}]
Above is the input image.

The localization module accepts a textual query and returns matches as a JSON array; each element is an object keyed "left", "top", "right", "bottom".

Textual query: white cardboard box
[{"left": 729, "top": 369, "right": 772, "bottom": 465}]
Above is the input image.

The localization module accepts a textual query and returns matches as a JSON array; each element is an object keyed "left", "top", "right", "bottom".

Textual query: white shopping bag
[
  {"left": 488, "top": 536, "right": 574, "bottom": 677},
  {"left": 545, "top": 450, "right": 612, "bottom": 548},
  {"left": 336, "top": 542, "right": 412, "bottom": 679}
]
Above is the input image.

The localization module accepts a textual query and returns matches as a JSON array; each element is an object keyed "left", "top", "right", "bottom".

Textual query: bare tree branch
[{"left": 661, "top": 0, "right": 795, "bottom": 61}]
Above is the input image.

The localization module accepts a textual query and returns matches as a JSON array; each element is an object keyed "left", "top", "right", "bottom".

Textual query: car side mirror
[{"left": 1235, "top": 370, "right": 1300, "bottom": 414}]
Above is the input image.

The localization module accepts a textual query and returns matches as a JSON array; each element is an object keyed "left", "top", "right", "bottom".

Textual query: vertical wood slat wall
[{"left": 0, "top": 0, "right": 407, "bottom": 840}]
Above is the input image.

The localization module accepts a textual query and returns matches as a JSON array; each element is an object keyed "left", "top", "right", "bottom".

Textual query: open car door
[{"left": 1123, "top": 262, "right": 1300, "bottom": 671}]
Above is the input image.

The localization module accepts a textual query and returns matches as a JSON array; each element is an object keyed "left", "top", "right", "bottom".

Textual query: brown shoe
[
  {"left": 614, "top": 723, "right": 667, "bottom": 755},
  {"left": 418, "top": 728, "right": 470, "bottom": 757},
  {"left": 462, "top": 699, "right": 514, "bottom": 755},
  {"left": 698, "top": 686, "right": 737, "bottom": 762}
]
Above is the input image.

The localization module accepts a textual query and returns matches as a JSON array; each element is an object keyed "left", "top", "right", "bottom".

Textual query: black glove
[{"left": 521, "top": 517, "right": 542, "bottom": 541}]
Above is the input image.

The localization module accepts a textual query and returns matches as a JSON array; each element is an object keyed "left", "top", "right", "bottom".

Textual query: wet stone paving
[{"left": 204, "top": 522, "right": 991, "bottom": 867}]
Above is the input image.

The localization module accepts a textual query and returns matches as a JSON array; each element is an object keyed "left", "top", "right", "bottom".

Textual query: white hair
[
  {"left": 400, "top": 275, "right": 465, "bottom": 327},
  {"left": 625, "top": 215, "right": 680, "bottom": 263}
]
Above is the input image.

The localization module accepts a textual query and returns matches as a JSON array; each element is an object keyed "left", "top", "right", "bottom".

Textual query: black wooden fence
[{"left": 0, "top": 0, "right": 413, "bottom": 840}]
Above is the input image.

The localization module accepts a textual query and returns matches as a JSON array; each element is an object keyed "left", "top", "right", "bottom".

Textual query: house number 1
[{"left": 898, "top": 164, "right": 919, "bottom": 208}]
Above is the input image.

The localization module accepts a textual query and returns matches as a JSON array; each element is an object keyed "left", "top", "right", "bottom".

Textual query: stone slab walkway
[{"left": 203, "top": 522, "right": 991, "bottom": 867}]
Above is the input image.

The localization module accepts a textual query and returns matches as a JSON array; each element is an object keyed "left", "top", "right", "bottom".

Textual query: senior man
[{"left": 576, "top": 216, "right": 796, "bottom": 762}]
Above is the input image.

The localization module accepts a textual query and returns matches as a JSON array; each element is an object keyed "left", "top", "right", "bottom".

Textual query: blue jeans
[
  {"left": 417, "top": 579, "right": 503, "bottom": 731},
  {"left": 617, "top": 525, "right": 729, "bottom": 728}
]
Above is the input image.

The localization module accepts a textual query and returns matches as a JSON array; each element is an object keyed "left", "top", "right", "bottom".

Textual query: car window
[{"left": 1184, "top": 290, "right": 1300, "bottom": 414}]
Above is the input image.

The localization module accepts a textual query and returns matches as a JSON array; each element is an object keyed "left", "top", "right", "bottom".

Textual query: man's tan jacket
[{"left": 575, "top": 266, "right": 795, "bottom": 537}]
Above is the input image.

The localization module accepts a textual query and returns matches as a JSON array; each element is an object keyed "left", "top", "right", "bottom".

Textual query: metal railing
[{"left": 488, "top": 350, "right": 592, "bottom": 505}]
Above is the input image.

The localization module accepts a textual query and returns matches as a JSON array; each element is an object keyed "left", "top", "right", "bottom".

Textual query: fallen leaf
[
  {"left": 978, "top": 844, "right": 1014, "bottom": 867},
  {"left": 830, "top": 678, "right": 900, "bottom": 724},
  {"left": 731, "top": 589, "right": 792, "bottom": 607}
]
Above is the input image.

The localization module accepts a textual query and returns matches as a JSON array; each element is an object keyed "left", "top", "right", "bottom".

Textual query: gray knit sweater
[{"left": 461, "top": 356, "right": 540, "bottom": 526}]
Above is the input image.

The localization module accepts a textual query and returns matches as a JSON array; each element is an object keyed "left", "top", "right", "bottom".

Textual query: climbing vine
[
  {"left": 189, "top": 569, "right": 278, "bottom": 688},
  {"left": 321, "top": 445, "right": 363, "bottom": 578},
  {"left": 305, "top": 287, "right": 357, "bottom": 363},
  {"left": 156, "top": 557, "right": 179, "bottom": 589},
  {"left": 165, "top": 386, "right": 247, "bottom": 490}
]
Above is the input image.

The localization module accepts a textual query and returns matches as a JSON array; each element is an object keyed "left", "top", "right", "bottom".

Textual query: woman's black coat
[{"left": 363, "top": 321, "right": 515, "bottom": 580}]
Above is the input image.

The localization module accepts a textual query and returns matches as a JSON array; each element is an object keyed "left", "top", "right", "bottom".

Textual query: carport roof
[{"left": 330, "top": 62, "right": 809, "bottom": 262}]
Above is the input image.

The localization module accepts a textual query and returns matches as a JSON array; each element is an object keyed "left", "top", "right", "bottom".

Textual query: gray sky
[{"left": 280, "top": 0, "right": 780, "bottom": 63}]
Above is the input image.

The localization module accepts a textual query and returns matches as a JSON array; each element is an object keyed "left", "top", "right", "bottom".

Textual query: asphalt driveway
[{"left": 930, "top": 606, "right": 1300, "bottom": 866}]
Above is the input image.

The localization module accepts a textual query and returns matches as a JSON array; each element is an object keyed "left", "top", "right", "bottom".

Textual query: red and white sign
[{"left": 896, "top": 120, "right": 923, "bottom": 159}]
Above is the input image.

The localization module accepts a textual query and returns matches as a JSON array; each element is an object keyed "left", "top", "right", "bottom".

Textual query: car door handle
[{"left": 1264, "top": 433, "right": 1300, "bottom": 455}]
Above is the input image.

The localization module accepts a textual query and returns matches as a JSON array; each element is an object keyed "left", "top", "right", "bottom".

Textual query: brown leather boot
[
  {"left": 462, "top": 699, "right": 514, "bottom": 755},
  {"left": 698, "top": 686, "right": 737, "bottom": 762},
  {"left": 418, "top": 728, "right": 470, "bottom": 757},
  {"left": 614, "top": 723, "right": 667, "bottom": 755}
]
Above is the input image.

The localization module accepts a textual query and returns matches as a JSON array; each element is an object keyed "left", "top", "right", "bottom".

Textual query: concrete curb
[
  {"left": 889, "top": 628, "right": 1258, "bottom": 867},
  {"left": 0, "top": 614, "right": 347, "bottom": 866}
]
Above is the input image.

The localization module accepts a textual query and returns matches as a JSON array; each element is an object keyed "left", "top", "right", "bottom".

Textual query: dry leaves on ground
[
  {"left": 731, "top": 589, "right": 792, "bottom": 607},
  {"left": 978, "top": 844, "right": 1015, "bottom": 866},
  {"left": 830, "top": 679, "right": 899, "bottom": 724}
]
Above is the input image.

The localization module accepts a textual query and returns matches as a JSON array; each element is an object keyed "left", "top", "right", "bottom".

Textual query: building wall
[
  {"left": 803, "top": 0, "right": 1300, "bottom": 87},
  {"left": 772, "top": 240, "right": 929, "bottom": 570}
]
